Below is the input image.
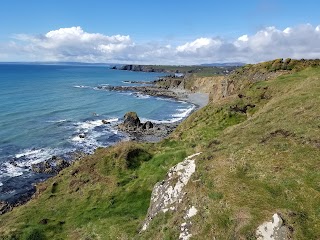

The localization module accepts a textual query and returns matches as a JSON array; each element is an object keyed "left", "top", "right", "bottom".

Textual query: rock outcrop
[
  {"left": 97, "top": 85, "right": 179, "bottom": 99},
  {"left": 102, "top": 119, "right": 110, "bottom": 124},
  {"left": 0, "top": 201, "right": 12, "bottom": 215},
  {"left": 123, "top": 112, "right": 141, "bottom": 130},
  {"left": 141, "top": 152, "right": 201, "bottom": 232},
  {"left": 117, "top": 65, "right": 175, "bottom": 73},
  {"left": 179, "top": 206, "right": 198, "bottom": 240},
  {"left": 118, "top": 111, "right": 178, "bottom": 142},
  {"left": 256, "top": 213, "right": 291, "bottom": 240},
  {"left": 31, "top": 156, "right": 70, "bottom": 174},
  {"left": 118, "top": 112, "right": 155, "bottom": 132},
  {"left": 142, "top": 121, "right": 153, "bottom": 130}
]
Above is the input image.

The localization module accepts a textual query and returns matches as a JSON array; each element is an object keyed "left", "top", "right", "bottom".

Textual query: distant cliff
[
  {"left": 112, "top": 64, "right": 239, "bottom": 75},
  {"left": 115, "top": 64, "right": 176, "bottom": 73}
]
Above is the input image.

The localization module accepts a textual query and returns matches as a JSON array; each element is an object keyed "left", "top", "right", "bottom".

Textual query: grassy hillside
[{"left": 0, "top": 61, "right": 319, "bottom": 239}]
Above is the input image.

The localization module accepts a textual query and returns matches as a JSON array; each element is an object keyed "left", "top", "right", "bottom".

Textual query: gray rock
[
  {"left": 102, "top": 119, "right": 110, "bottom": 124},
  {"left": 256, "top": 213, "right": 291, "bottom": 240},
  {"left": 141, "top": 153, "right": 201, "bottom": 232},
  {"left": 123, "top": 112, "right": 141, "bottom": 129},
  {"left": 79, "top": 133, "right": 86, "bottom": 138},
  {"left": 0, "top": 201, "right": 12, "bottom": 215},
  {"left": 142, "top": 121, "right": 153, "bottom": 130},
  {"left": 31, "top": 157, "right": 70, "bottom": 174}
]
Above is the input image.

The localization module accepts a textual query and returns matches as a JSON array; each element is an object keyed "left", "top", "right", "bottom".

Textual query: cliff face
[
  {"left": 118, "top": 64, "right": 175, "bottom": 73},
  {"left": 1, "top": 60, "right": 320, "bottom": 240},
  {"left": 181, "top": 59, "right": 320, "bottom": 102}
]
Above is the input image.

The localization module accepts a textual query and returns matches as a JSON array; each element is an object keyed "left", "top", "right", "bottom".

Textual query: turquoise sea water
[{"left": 0, "top": 63, "right": 194, "bottom": 202}]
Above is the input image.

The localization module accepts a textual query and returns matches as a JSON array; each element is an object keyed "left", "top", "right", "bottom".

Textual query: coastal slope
[{"left": 0, "top": 59, "right": 320, "bottom": 239}]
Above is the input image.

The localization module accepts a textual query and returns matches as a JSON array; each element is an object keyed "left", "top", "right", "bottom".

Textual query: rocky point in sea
[{"left": 118, "top": 112, "right": 178, "bottom": 143}]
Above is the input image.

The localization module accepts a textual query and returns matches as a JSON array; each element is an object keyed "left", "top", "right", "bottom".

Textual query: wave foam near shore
[
  {"left": 71, "top": 118, "right": 120, "bottom": 153},
  {"left": 141, "top": 105, "right": 196, "bottom": 124}
]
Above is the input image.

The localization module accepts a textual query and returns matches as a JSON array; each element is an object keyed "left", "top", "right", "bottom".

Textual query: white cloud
[
  {"left": 283, "top": 27, "right": 291, "bottom": 34},
  {"left": 8, "top": 26, "right": 134, "bottom": 62},
  {"left": 1, "top": 24, "right": 320, "bottom": 64},
  {"left": 176, "top": 38, "right": 221, "bottom": 53},
  {"left": 237, "top": 35, "right": 249, "bottom": 42}
]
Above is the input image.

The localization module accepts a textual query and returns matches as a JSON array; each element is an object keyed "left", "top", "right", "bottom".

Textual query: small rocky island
[{"left": 118, "top": 111, "right": 178, "bottom": 142}]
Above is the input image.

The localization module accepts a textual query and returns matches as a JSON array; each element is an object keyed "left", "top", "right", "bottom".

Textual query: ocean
[{"left": 0, "top": 63, "right": 194, "bottom": 202}]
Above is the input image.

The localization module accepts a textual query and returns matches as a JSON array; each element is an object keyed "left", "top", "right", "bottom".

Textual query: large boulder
[
  {"left": 256, "top": 213, "right": 292, "bottom": 240},
  {"left": 123, "top": 112, "right": 141, "bottom": 129},
  {"left": 31, "top": 157, "right": 70, "bottom": 174},
  {"left": 142, "top": 121, "right": 153, "bottom": 130}
]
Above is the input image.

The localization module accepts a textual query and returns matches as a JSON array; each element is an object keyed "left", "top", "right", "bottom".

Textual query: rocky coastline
[
  {"left": 0, "top": 76, "right": 207, "bottom": 216},
  {"left": 97, "top": 84, "right": 186, "bottom": 99},
  {"left": 117, "top": 111, "right": 181, "bottom": 143},
  {"left": 112, "top": 64, "right": 181, "bottom": 73}
]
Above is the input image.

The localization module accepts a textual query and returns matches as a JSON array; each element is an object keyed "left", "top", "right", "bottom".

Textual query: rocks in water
[
  {"left": 142, "top": 121, "right": 153, "bottom": 130},
  {"left": 31, "top": 156, "right": 70, "bottom": 174},
  {"left": 79, "top": 133, "right": 86, "bottom": 138},
  {"left": 256, "top": 213, "right": 292, "bottom": 240},
  {"left": 56, "top": 159, "right": 70, "bottom": 170},
  {"left": 118, "top": 112, "right": 178, "bottom": 142},
  {"left": 98, "top": 85, "right": 179, "bottom": 99},
  {"left": 123, "top": 112, "right": 141, "bottom": 129},
  {"left": 119, "top": 112, "right": 154, "bottom": 132},
  {"left": 102, "top": 119, "right": 110, "bottom": 124}
]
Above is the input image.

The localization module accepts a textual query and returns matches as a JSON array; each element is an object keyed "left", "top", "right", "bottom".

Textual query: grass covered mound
[{"left": 0, "top": 61, "right": 319, "bottom": 239}]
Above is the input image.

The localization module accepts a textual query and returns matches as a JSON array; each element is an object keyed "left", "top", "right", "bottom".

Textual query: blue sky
[{"left": 0, "top": 0, "right": 319, "bottom": 64}]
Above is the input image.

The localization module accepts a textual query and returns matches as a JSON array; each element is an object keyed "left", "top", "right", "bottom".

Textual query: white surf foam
[
  {"left": 2, "top": 162, "right": 24, "bottom": 177},
  {"left": 140, "top": 105, "right": 195, "bottom": 124},
  {"left": 73, "top": 85, "right": 91, "bottom": 89},
  {"left": 135, "top": 93, "right": 151, "bottom": 99},
  {"left": 78, "top": 120, "right": 103, "bottom": 131},
  {"left": 71, "top": 118, "right": 120, "bottom": 153},
  {"left": 75, "top": 118, "right": 118, "bottom": 131},
  {"left": 172, "top": 107, "right": 195, "bottom": 118},
  {"left": 140, "top": 118, "right": 176, "bottom": 124},
  {"left": 155, "top": 97, "right": 187, "bottom": 103},
  {"left": 93, "top": 87, "right": 104, "bottom": 91},
  {"left": 0, "top": 147, "right": 72, "bottom": 178},
  {"left": 105, "top": 118, "right": 119, "bottom": 123},
  {"left": 15, "top": 149, "right": 43, "bottom": 159},
  {"left": 46, "top": 119, "right": 68, "bottom": 123},
  {"left": 0, "top": 182, "right": 3, "bottom": 187},
  {"left": 71, "top": 131, "right": 106, "bottom": 154},
  {"left": 14, "top": 148, "right": 63, "bottom": 167},
  {"left": 111, "top": 129, "right": 118, "bottom": 134}
]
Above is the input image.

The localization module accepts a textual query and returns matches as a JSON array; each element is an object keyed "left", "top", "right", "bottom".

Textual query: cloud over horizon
[{"left": 1, "top": 24, "right": 320, "bottom": 64}]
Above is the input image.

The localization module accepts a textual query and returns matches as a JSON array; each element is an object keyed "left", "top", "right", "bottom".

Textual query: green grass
[{"left": 0, "top": 62, "right": 319, "bottom": 239}]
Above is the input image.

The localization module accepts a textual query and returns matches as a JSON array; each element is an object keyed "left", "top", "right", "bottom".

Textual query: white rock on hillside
[
  {"left": 179, "top": 206, "right": 198, "bottom": 240},
  {"left": 141, "top": 153, "right": 201, "bottom": 232},
  {"left": 256, "top": 213, "right": 291, "bottom": 240}
]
